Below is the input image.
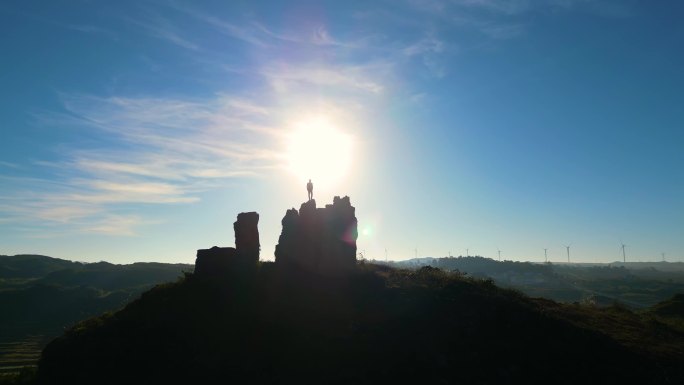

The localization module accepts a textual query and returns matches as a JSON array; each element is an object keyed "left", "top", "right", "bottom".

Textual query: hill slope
[
  {"left": 0, "top": 255, "right": 192, "bottom": 378},
  {"left": 37, "top": 264, "right": 684, "bottom": 384},
  {"left": 386, "top": 256, "right": 684, "bottom": 308},
  {"left": 0, "top": 255, "right": 81, "bottom": 280},
  {"left": 1, "top": 256, "right": 193, "bottom": 341}
]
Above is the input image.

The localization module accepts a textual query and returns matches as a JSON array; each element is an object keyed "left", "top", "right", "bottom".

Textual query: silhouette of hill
[
  {"left": 35, "top": 264, "right": 684, "bottom": 384},
  {"left": 0, "top": 255, "right": 191, "bottom": 289},
  {"left": 33, "top": 198, "right": 684, "bottom": 384},
  {"left": 0, "top": 255, "right": 191, "bottom": 378},
  {"left": 0, "top": 255, "right": 81, "bottom": 279},
  {"left": 648, "top": 293, "right": 684, "bottom": 319},
  {"left": 386, "top": 256, "right": 684, "bottom": 308},
  {"left": 0, "top": 260, "right": 192, "bottom": 339},
  {"left": 33, "top": 262, "right": 192, "bottom": 291}
]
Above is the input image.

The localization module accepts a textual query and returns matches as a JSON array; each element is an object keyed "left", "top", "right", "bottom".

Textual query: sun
[{"left": 285, "top": 116, "right": 353, "bottom": 189}]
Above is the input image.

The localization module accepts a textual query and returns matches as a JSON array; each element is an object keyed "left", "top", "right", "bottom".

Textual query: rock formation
[
  {"left": 194, "top": 246, "right": 239, "bottom": 278},
  {"left": 194, "top": 195, "right": 358, "bottom": 278},
  {"left": 275, "top": 196, "right": 358, "bottom": 273},
  {"left": 234, "top": 212, "right": 260, "bottom": 264},
  {"left": 194, "top": 211, "right": 260, "bottom": 278}
]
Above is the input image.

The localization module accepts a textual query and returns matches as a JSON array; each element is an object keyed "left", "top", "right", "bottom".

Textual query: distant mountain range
[
  {"left": 0, "top": 255, "right": 192, "bottom": 335},
  {"left": 375, "top": 256, "right": 684, "bottom": 308},
  {"left": 0, "top": 254, "right": 191, "bottom": 376}
]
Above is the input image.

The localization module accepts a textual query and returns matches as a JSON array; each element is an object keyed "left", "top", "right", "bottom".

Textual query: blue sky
[{"left": 1, "top": 0, "right": 682, "bottom": 264}]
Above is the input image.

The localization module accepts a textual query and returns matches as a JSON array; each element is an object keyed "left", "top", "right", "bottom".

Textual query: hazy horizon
[{"left": 1, "top": 1, "right": 682, "bottom": 264}]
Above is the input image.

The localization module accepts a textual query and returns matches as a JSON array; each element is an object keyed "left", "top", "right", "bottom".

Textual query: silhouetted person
[{"left": 307, "top": 179, "right": 313, "bottom": 201}]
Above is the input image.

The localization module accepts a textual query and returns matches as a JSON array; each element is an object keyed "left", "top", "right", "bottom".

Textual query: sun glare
[{"left": 285, "top": 116, "right": 353, "bottom": 189}]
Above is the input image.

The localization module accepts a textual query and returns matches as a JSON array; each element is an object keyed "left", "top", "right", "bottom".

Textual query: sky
[{"left": 1, "top": 0, "right": 683, "bottom": 264}]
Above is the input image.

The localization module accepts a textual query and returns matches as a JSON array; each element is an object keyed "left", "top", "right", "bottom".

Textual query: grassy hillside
[
  {"left": 36, "top": 263, "right": 684, "bottom": 384},
  {"left": 386, "top": 256, "right": 684, "bottom": 308},
  {"left": 0, "top": 255, "right": 192, "bottom": 379},
  {"left": 0, "top": 255, "right": 81, "bottom": 280}
]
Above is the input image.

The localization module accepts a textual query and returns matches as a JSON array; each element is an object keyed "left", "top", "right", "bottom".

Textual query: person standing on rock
[{"left": 307, "top": 179, "right": 313, "bottom": 201}]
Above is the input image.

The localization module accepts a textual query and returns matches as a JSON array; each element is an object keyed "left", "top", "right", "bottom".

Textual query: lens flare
[{"left": 361, "top": 226, "right": 372, "bottom": 236}]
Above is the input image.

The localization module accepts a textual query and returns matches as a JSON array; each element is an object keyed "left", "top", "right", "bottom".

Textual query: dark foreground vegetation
[
  {"left": 0, "top": 254, "right": 191, "bottom": 380},
  {"left": 0, "top": 255, "right": 192, "bottom": 338},
  {"left": 35, "top": 262, "right": 684, "bottom": 384}
]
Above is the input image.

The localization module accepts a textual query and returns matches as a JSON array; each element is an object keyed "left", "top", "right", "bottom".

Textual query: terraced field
[{"left": 0, "top": 335, "right": 43, "bottom": 377}]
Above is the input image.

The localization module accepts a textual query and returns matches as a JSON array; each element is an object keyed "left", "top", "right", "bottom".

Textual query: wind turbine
[
  {"left": 544, "top": 248, "right": 548, "bottom": 263},
  {"left": 497, "top": 249, "right": 502, "bottom": 261},
  {"left": 662, "top": 252, "right": 666, "bottom": 262},
  {"left": 620, "top": 243, "right": 627, "bottom": 263},
  {"left": 466, "top": 248, "right": 469, "bottom": 257},
  {"left": 565, "top": 244, "right": 571, "bottom": 263}
]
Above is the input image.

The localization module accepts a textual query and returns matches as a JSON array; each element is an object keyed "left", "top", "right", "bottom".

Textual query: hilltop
[
  {"left": 36, "top": 263, "right": 684, "bottom": 384},
  {"left": 33, "top": 198, "right": 684, "bottom": 384}
]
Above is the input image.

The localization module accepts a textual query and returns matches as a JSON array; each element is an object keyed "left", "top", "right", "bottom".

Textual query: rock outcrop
[
  {"left": 194, "top": 211, "right": 260, "bottom": 278},
  {"left": 194, "top": 246, "right": 239, "bottom": 278},
  {"left": 234, "top": 212, "right": 260, "bottom": 264},
  {"left": 275, "top": 196, "right": 358, "bottom": 273},
  {"left": 194, "top": 195, "right": 358, "bottom": 278}
]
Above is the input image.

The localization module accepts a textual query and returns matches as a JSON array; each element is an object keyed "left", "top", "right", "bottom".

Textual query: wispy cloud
[
  {"left": 60, "top": 93, "right": 284, "bottom": 176},
  {"left": 1, "top": 3, "right": 407, "bottom": 239},
  {"left": 84, "top": 215, "right": 155, "bottom": 237},
  {"left": 66, "top": 24, "right": 119, "bottom": 40},
  {"left": 403, "top": 0, "right": 633, "bottom": 46},
  {"left": 412, "top": 0, "right": 610, "bottom": 15},
  {"left": 3, "top": 71, "right": 384, "bottom": 237},
  {"left": 0, "top": 161, "right": 19, "bottom": 169},
  {"left": 7, "top": 0, "right": 616, "bottom": 239},
  {"left": 261, "top": 62, "right": 388, "bottom": 94},
  {"left": 125, "top": 3, "right": 440, "bottom": 84},
  {"left": 402, "top": 33, "right": 445, "bottom": 56},
  {"left": 0, "top": 91, "right": 289, "bottom": 236},
  {"left": 162, "top": 3, "right": 271, "bottom": 48},
  {"left": 126, "top": 11, "right": 200, "bottom": 50},
  {"left": 197, "top": 16, "right": 270, "bottom": 48},
  {"left": 401, "top": 31, "right": 448, "bottom": 77},
  {"left": 479, "top": 23, "right": 525, "bottom": 39},
  {"left": 454, "top": 0, "right": 532, "bottom": 15}
]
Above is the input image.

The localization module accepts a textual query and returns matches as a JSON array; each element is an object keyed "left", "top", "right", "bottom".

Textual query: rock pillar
[
  {"left": 234, "top": 212, "right": 260, "bottom": 264},
  {"left": 275, "top": 196, "right": 358, "bottom": 273}
]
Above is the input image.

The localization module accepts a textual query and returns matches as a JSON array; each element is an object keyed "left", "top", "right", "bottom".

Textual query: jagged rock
[
  {"left": 194, "top": 246, "right": 238, "bottom": 278},
  {"left": 274, "top": 208, "right": 299, "bottom": 266},
  {"left": 194, "top": 212, "right": 260, "bottom": 279},
  {"left": 234, "top": 211, "right": 260, "bottom": 264},
  {"left": 275, "top": 196, "right": 358, "bottom": 273}
]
